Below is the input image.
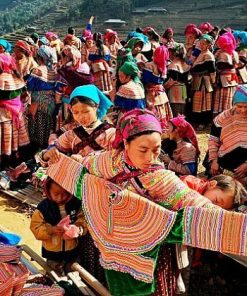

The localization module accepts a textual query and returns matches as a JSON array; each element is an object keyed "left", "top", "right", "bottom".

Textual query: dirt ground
[{"left": 0, "top": 192, "right": 41, "bottom": 254}]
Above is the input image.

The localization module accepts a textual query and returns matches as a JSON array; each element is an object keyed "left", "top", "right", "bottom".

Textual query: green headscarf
[
  {"left": 199, "top": 34, "right": 213, "bottom": 44},
  {"left": 119, "top": 61, "right": 140, "bottom": 84}
]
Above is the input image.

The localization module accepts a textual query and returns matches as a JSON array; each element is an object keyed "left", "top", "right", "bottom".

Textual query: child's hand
[{"left": 49, "top": 226, "right": 65, "bottom": 235}]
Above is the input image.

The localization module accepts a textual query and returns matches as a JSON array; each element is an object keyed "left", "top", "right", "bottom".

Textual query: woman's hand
[
  {"left": 234, "top": 162, "right": 247, "bottom": 179},
  {"left": 211, "top": 160, "right": 220, "bottom": 176},
  {"left": 43, "top": 147, "right": 61, "bottom": 163},
  {"left": 71, "top": 154, "right": 83, "bottom": 163}
]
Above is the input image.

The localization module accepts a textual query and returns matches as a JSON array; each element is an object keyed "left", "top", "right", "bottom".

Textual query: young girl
[
  {"left": 177, "top": 174, "right": 247, "bottom": 293},
  {"left": 38, "top": 84, "right": 115, "bottom": 165},
  {"left": 88, "top": 32, "right": 112, "bottom": 95},
  {"left": 114, "top": 61, "right": 145, "bottom": 112},
  {"left": 142, "top": 45, "right": 173, "bottom": 129},
  {"left": 164, "top": 42, "right": 190, "bottom": 116},
  {"left": 30, "top": 177, "right": 87, "bottom": 275},
  {"left": 190, "top": 34, "right": 216, "bottom": 128},
  {"left": 181, "top": 174, "right": 247, "bottom": 210},
  {"left": 161, "top": 115, "right": 200, "bottom": 176}
]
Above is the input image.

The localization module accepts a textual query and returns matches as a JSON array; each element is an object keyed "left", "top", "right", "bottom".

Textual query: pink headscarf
[
  {"left": 217, "top": 32, "right": 236, "bottom": 55},
  {"left": 184, "top": 24, "right": 202, "bottom": 38},
  {"left": 153, "top": 45, "right": 169, "bottom": 76},
  {"left": 170, "top": 115, "right": 200, "bottom": 156},
  {"left": 113, "top": 109, "right": 162, "bottom": 149},
  {"left": 82, "top": 29, "right": 93, "bottom": 40},
  {"left": 45, "top": 32, "right": 58, "bottom": 41},
  {"left": 199, "top": 22, "right": 214, "bottom": 33}
]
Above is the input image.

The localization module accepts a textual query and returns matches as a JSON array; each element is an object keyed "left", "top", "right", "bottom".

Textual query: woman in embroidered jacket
[
  {"left": 142, "top": 45, "right": 173, "bottom": 129},
  {"left": 213, "top": 32, "right": 239, "bottom": 115},
  {"left": 164, "top": 43, "right": 190, "bottom": 116},
  {"left": 38, "top": 84, "right": 115, "bottom": 284},
  {"left": 190, "top": 34, "right": 216, "bottom": 127},
  {"left": 114, "top": 61, "right": 145, "bottom": 112},
  {"left": 0, "top": 54, "right": 29, "bottom": 169},
  {"left": 87, "top": 33, "right": 112, "bottom": 95},
  {"left": 161, "top": 115, "right": 200, "bottom": 176},
  {"left": 46, "top": 108, "right": 247, "bottom": 296},
  {"left": 26, "top": 45, "right": 58, "bottom": 149},
  {"left": 209, "top": 84, "right": 247, "bottom": 185}
]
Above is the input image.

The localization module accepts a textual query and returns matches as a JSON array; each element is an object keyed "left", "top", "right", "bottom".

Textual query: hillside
[{"left": 1, "top": 0, "right": 246, "bottom": 43}]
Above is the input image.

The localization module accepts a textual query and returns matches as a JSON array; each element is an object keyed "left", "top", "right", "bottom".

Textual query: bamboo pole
[{"left": 71, "top": 262, "right": 111, "bottom": 296}]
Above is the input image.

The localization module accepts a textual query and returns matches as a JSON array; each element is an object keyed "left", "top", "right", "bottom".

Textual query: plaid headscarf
[
  {"left": 37, "top": 45, "right": 57, "bottom": 69},
  {"left": 113, "top": 109, "right": 162, "bottom": 149}
]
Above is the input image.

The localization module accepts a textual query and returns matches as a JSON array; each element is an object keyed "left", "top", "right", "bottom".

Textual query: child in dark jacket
[{"left": 30, "top": 177, "right": 87, "bottom": 275}]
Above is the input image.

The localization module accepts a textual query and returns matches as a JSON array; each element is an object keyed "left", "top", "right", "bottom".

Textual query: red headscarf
[
  {"left": 113, "top": 109, "right": 162, "bottom": 149},
  {"left": 184, "top": 24, "right": 202, "bottom": 38},
  {"left": 104, "top": 30, "right": 118, "bottom": 42},
  {"left": 170, "top": 115, "right": 200, "bottom": 156},
  {"left": 217, "top": 32, "right": 236, "bottom": 55},
  {"left": 153, "top": 45, "right": 169, "bottom": 76},
  {"left": 199, "top": 22, "right": 214, "bottom": 33},
  {"left": 15, "top": 40, "right": 32, "bottom": 56}
]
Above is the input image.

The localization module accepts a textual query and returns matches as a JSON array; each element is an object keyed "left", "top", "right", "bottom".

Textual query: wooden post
[{"left": 71, "top": 262, "right": 111, "bottom": 296}]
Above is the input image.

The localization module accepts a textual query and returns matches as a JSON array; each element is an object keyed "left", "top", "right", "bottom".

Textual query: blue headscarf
[
  {"left": 70, "top": 84, "right": 113, "bottom": 120},
  {"left": 37, "top": 45, "right": 57, "bottom": 69},
  {"left": 233, "top": 30, "right": 247, "bottom": 49},
  {"left": 126, "top": 32, "right": 149, "bottom": 44},
  {"left": 0, "top": 39, "right": 12, "bottom": 53},
  {"left": 39, "top": 36, "right": 49, "bottom": 46},
  {"left": 233, "top": 84, "right": 247, "bottom": 104}
]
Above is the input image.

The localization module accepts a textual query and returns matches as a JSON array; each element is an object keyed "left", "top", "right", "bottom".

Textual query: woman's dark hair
[
  {"left": 93, "top": 32, "right": 106, "bottom": 56},
  {"left": 70, "top": 96, "right": 98, "bottom": 107},
  {"left": 209, "top": 175, "right": 247, "bottom": 206},
  {"left": 68, "top": 27, "right": 75, "bottom": 35}
]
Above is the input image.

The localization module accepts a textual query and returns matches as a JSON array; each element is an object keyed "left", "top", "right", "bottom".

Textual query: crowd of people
[{"left": 0, "top": 16, "right": 247, "bottom": 295}]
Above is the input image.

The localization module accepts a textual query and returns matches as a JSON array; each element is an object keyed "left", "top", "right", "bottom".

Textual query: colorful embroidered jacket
[
  {"left": 80, "top": 149, "right": 210, "bottom": 210},
  {"left": 215, "top": 49, "right": 239, "bottom": 87},
  {"left": 142, "top": 62, "right": 169, "bottom": 106},
  {"left": 114, "top": 80, "right": 146, "bottom": 111},
  {"left": 46, "top": 153, "right": 247, "bottom": 296},
  {"left": 208, "top": 109, "right": 247, "bottom": 161},
  {"left": 191, "top": 50, "right": 216, "bottom": 92}
]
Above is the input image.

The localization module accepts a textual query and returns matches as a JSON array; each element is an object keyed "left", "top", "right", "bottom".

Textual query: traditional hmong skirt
[
  {"left": 91, "top": 61, "right": 112, "bottom": 94},
  {"left": 192, "top": 85, "right": 212, "bottom": 113},
  {"left": 151, "top": 244, "right": 177, "bottom": 296},
  {"left": 28, "top": 90, "right": 56, "bottom": 148},
  {"left": 0, "top": 108, "right": 29, "bottom": 156},
  {"left": 213, "top": 86, "right": 236, "bottom": 114}
]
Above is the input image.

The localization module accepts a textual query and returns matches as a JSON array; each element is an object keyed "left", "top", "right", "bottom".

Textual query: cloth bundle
[
  {"left": 57, "top": 215, "right": 80, "bottom": 239},
  {"left": 0, "top": 262, "right": 29, "bottom": 296},
  {"left": 0, "top": 243, "right": 21, "bottom": 263}
]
